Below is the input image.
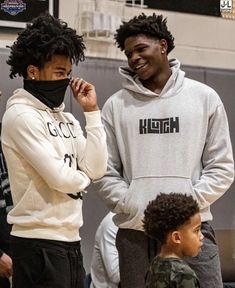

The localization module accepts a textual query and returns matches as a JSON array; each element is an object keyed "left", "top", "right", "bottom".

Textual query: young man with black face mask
[
  {"left": 1, "top": 13, "right": 107, "bottom": 288},
  {"left": 93, "top": 13, "right": 234, "bottom": 288}
]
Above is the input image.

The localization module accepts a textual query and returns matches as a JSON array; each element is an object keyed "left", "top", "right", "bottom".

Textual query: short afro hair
[
  {"left": 114, "top": 13, "right": 175, "bottom": 54},
  {"left": 143, "top": 193, "right": 199, "bottom": 244},
  {"left": 7, "top": 13, "right": 86, "bottom": 79}
]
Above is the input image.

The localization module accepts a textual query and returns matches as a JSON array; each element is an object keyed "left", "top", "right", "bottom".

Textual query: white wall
[
  {"left": 0, "top": 0, "right": 235, "bottom": 70},
  {"left": 59, "top": 0, "right": 235, "bottom": 70}
]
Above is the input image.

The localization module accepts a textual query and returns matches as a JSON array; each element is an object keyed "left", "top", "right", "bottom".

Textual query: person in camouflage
[
  {"left": 143, "top": 193, "right": 204, "bottom": 288},
  {"left": 145, "top": 256, "right": 200, "bottom": 288}
]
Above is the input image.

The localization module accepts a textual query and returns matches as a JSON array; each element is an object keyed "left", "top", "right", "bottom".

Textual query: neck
[
  {"left": 141, "top": 66, "right": 172, "bottom": 94},
  {"left": 159, "top": 244, "right": 182, "bottom": 259}
]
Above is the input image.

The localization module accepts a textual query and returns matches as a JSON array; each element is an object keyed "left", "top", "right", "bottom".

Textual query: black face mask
[{"left": 24, "top": 78, "right": 70, "bottom": 109}]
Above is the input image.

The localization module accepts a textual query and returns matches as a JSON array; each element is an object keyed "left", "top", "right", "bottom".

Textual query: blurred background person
[
  {"left": 90, "top": 212, "right": 120, "bottom": 288},
  {"left": 0, "top": 123, "right": 13, "bottom": 288}
]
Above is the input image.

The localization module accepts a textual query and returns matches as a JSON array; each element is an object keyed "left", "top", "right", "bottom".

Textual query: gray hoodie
[{"left": 94, "top": 59, "right": 234, "bottom": 231}]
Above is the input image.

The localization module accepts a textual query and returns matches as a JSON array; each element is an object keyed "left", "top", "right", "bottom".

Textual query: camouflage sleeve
[
  {"left": 146, "top": 259, "right": 200, "bottom": 288},
  {"left": 146, "top": 270, "right": 171, "bottom": 288},
  {"left": 173, "top": 272, "right": 200, "bottom": 288}
]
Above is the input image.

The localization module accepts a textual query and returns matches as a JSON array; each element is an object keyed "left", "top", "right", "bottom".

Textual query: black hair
[
  {"left": 114, "top": 13, "right": 175, "bottom": 54},
  {"left": 143, "top": 193, "right": 199, "bottom": 244},
  {"left": 7, "top": 13, "right": 86, "bottom": 79}
]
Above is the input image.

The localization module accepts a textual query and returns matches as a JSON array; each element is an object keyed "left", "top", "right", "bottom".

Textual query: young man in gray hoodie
[{"left": 94, "top": 13, "right": 234, "bottom": 288}]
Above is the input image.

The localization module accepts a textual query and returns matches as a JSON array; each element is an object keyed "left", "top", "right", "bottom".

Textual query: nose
[{"left": 130, "top": 52, "right": 141, "bottom": 63}]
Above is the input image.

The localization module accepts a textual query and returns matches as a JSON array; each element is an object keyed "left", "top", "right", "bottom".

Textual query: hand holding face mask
[{"left": 70, "top": 77, "right": 99, "bottom": 112}]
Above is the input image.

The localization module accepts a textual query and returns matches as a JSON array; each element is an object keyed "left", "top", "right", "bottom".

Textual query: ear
[
  {"left": 171, "top": 231, "right": 181, "bottom": 244},
  {"left": 159, "top": 39, "right": 168, "bottom": 55},
  {"left": 27, "top": 65, "right": 39, "bottom": 80}
]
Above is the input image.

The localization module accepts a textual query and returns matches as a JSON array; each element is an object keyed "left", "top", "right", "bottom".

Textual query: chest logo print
[{"left": 139, "top": 117, "right": 179, "bottom": 134}]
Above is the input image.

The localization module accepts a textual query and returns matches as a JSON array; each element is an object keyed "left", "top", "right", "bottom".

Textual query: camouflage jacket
[{"left": 146, "top": 256, "right": 200, "bottom": 288}]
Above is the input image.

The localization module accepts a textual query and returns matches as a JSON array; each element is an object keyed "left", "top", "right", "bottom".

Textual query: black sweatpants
[
  {"left": 10, "top": 236, "right": 86, "bottom": 288},
  {"left": 116, "top": 229, "right": 159, "bottom": 288}
]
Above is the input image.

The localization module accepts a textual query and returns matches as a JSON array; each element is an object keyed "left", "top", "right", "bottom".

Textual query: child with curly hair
[{"left": 143, "top": 193, "right": 204, "bottom": 287}]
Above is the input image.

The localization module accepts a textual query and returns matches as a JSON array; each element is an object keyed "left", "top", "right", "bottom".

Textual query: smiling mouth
[{"left": 134, "top": 63, "right": 147, "bottom": 71}]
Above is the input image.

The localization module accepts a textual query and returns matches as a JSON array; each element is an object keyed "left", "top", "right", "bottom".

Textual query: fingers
[
  {"left": 0, "top": 253, "right": 13, "bottom": 278},
  {"left": 70, "top": 77, "right": 93, "bottom": 94},
  {"left": 5, "top": 268, "right": 12, "bottom": 278},
  {"left": 69, "top": 76, "right": 98, "bottom": 111},
  {"left": 0, "top": 266, "right": 12, "bottom": 278},
  {"left": 70, "top": 77, "right": 84, "bottom": 93}
]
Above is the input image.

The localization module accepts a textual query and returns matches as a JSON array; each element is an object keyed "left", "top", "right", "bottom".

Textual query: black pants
[
  {"left": 116, "top": 229, "right": 159, "bottom": 288},
  {"left": 11, "top": 236, "right": 86, "bottom": 288}
]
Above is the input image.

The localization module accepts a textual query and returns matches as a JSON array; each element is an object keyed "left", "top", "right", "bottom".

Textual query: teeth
[{"left": 135, "top": 63, "right": 145, "bottom": 70}]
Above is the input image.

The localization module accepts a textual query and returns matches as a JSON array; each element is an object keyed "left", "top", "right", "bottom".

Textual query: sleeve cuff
[{"left": 84, "top": 110, "right": 103, "bottom": 127}]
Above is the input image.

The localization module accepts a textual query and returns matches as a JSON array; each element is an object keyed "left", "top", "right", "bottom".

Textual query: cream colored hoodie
[{"left": 2, "top": 88, "right": 108, "bottom": 241}]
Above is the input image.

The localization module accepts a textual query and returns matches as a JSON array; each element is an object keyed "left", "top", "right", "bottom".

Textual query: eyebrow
[
  {"left": 55, "top": 67, "right": 72, "bottom": 74},
  {"left": 124, "top": 42, "right": 149, "bottom": 54},
  {"left": 55, "top": 66, "right": 66, "bottom": 70}
]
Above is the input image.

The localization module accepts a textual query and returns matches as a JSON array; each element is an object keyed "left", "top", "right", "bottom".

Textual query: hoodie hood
[
  {"left": 119, "top": 58, "right": 185, "bottom": 98},
  {"left": 6, "top": 88, "right": 65, "bottom": 113}
]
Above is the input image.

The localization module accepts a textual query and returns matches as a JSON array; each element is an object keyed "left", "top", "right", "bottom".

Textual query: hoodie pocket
[{"left": 119, "top": 176, "right": 195, "bottom": 230}]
